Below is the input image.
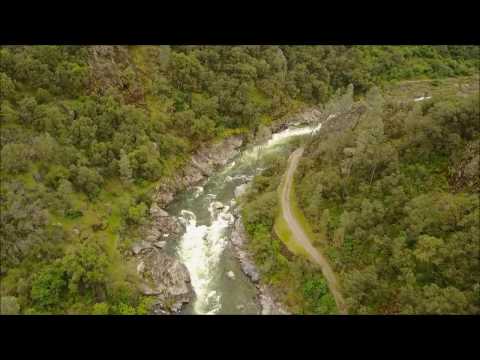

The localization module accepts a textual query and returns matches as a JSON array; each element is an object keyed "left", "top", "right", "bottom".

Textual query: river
[{"left": 164, "top": 122, "right": 322, "bottom": 314}]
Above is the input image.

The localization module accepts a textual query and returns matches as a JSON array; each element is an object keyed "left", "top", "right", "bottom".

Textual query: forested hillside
[
  {"left": 0, "top": 45, "right": 478, "bottom": 314},
  {"left": 295, "top": 79, "right": 479, "bottom": 314},
  {"left": 242, "top": 76, "right": 479, "bottom": 314}
]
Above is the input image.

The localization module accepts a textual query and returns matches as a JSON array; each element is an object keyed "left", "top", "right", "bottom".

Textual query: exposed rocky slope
[
  {"left": 136, "top": 248, "right": 193, "bottom": 314},
  {"left": 131, "top": 135, "right": 245, "bottom": 313},
  {"left": 134, "top": 107, "right": 324, "bottom": 314},
  {"left": 153, "top": 136, "right": 244, "bottom": 208}
]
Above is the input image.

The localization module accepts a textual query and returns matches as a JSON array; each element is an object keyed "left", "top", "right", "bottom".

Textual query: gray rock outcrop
[
  {"left": 230, "top": 214, "right": 289, "bottom": 315},
  {"left": 136, "top": 247, "right": 193, "bottom": 314},
  {"left": 152, "top": 136, "right": 244, "bottom": 208}
]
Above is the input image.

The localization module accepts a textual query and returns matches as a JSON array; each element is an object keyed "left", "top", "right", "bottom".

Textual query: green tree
[
  {"left": 0, "top": 143, "right": 30, "bottom": 174},
  {"left": 0, "top": 100, "right": 19, "bottom": 123},
  {"left": 61, "top": 240, "right": 110, "bottom": 298},
  {"left": 18, "top": 96, "right": 38, "bottom": 126},
  {"left": 1, "top": 296, "right": 20, "bottom": 314},
  {"left": 115, "top": 303, "right": 136, "bottom": 315},
  {"left": 54, "top": 61, "right": 87, "bottom": 97},
  {"left": 126, "top": 202, "right": 148, "bottom": 225},
  {"left": 92, "top": 302, "right": 110, "bottom": 315},
  {"left": 31, "top": 261, "right": 67, "bottom": 309},
  {"left": 0, "top": 72, "right": 15, "bottom": 99},
  {"left": 72, "top": 166, "right": 104, "bottom": 198},
  {"left": 119, "top": 149, "right": 133, "bottom": 184}
]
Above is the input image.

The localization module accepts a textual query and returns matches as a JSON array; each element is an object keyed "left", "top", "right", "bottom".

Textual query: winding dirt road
[{"left": 280, "top": 147, "right": 348, "bottom": 314}]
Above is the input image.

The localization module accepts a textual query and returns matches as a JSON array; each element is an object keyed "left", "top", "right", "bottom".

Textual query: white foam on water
[
  {"left": 414, "top": 96, "right": 432, "bottom": 102},
  {"left": 221, "top": 161, "right": 236, "bottom": 174},
  {"left": 176, "top": 121, "right": 324, "bottom": 314},
  {"left": 264, "top": 122, "right": 322, "bottom": 148},
  {"left": 177, "top": 202, "right": 234, "bottom": 314},
  {"left": 193, "top": 186, "right": 204, "bottom": 198},
  {"left": 241, "top": 122, "right": 322, "bottom": 163}
]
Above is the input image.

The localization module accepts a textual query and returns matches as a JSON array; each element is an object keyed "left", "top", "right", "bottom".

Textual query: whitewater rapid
[{"left": 171, "top": 121, "right": 322, "bottom": 314}]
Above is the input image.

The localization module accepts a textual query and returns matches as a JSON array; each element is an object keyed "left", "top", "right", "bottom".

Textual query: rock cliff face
[
  {"left": 133, "top": 108, "right": 321, "bottom": 314},
  {"left": 270, "top": 106, "right": 323, "bottom": 133},
  {"left": 153, "top": 135, "right": 244, "bottom": 208},
  {"left": 131, "top": 135, "right": 244, "bottom": 314},
  {"left": 131, "top": 202, "right": 190, "bottom": 314},
  {"left": 136, "top": 248, "right": 192, "bottom": 314}
]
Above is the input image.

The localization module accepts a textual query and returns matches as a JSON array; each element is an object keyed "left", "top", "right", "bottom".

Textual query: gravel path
[{"left": 280, "top": 147, "right": 348, "bottom": 314}]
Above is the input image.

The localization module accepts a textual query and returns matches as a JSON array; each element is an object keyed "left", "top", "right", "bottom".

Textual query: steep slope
[
  {"left": 294, "top": 78, "right": 480, "bottom": 314},
  {"left": 1, "top": 46, "right": 478, "bottom": 314}
]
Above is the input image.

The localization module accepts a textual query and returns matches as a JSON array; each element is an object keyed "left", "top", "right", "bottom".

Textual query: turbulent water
[{"left": 165, "top": 122, "right": 322, "bottom": 314}]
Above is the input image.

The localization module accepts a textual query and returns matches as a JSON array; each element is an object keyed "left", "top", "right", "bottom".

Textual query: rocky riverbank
[
  {"left": 130, "top": 202, "right": 190, "bottom": 314},
  {"left": 230, "top": 211, "right": 290, "bottom": 315},
  {"left": 135, "top": 107, "right": 323, "bottom": 314},
  {"left": 131, "top": 135, "right": 245, "bottom": 314},
  {"left": 153, "top": 136, "right": 244, "bottom": 208}
]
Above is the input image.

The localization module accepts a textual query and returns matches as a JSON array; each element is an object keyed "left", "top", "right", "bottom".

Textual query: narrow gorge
[{"left": 133, "top": 110, "right": 323, "bottom": 314}]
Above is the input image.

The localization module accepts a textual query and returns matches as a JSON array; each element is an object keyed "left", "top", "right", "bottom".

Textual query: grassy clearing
[
  {"left": 274, "top": 213, "right": 308, "bottom": 257},
  {"left": 289, "top": 177, "right": 325, "bottom": 246},
  {"left": 383, "top": 75, "right": 480, "bottom": 101},
  {"left": 274, "top": 169, "right": 323, "bottom": 258},
  {"left": 47, "top": 176, "right": 160, "bottom": 288}
]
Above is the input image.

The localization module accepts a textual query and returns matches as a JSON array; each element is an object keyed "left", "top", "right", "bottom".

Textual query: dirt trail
[{"left": 280, "top": 147, "right": 348, "bottom": 314}]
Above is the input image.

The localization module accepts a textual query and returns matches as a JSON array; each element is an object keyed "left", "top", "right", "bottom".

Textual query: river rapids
[{"left": 164, "top": 122, "right": 322, "bottom": 314}]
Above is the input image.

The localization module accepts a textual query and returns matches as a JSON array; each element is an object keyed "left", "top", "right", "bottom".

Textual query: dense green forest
[
  {"left": 242, "top": 76, "right": 479, "bottom": 314},
  {"left": 295, "top": 80, "right": 479, "bottom": 314},
  {"left": 0, "top": 45, "right": 478, "bottom": 314},
  {"left": 241, "top": 147, "right": 339, "bottom": 314}
]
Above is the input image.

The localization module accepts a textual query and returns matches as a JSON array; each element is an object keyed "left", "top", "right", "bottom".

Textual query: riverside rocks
[
  {"left": 131, "top": 135, "right": 244, "bottom": 314},
  {"left": 135, "top": 112, "right": 320, "bottom": 315},
  {"left": 154, "top": 241, "right": 167, "bottom": 249},
  {"left": 231, "top": 217, "right": 260, "bottom": 283},
  {"left": 212, "top": 201, "right": 224, "bottom": 210},
  {"left": 132, "top": 204, "right": 190, "bottom": 314},
  {"left": 132, "top": 241, "right": 153, "bottom": 255},
  {"left": 153, "top": 136, "right": 244, "bottom": 209},
  {"left": 271, "top": 107, "right": 323, "bottom": 133},
  {"left": 149, "top": 204, "right": 181, "bottom": 237},
  {"left": 136, "top": 247, "right": 192, "bottom": 314},
  {"left": 230, "top": 214, "right": 289, "bottom": 315},
  {"left": 258, "top": 285, "right": 289, "bottom": 315},
  {"left": 288, "top": 107, "right": 323, "bottom": 126}
]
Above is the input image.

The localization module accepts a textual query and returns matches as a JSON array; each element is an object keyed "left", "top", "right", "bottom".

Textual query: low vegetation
[
  {"left": 1, "top": 45, "right": 478, "bottom": 314},
  {"left": 295, "top": 80, "right": 479, "bottom": 314}
]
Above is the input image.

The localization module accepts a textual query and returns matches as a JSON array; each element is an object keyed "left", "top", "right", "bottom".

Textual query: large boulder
[
  {"left": 150, "top": 135, "right": 244, "bottom": 209},
  {"left": 136, "top": 248, "right": 192, "bottom": 313},
  {"left": 146, "top": 212, "right": 181, "bottom": 241},
  {"left": 150, "top": 204, "right": 170, "bottom": 218},
  {"left": 131, "top": 241, "right": 153, "bottom": 255},
  {"left": 257, "top": 285, "right": 290, "bottom": 315}
]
